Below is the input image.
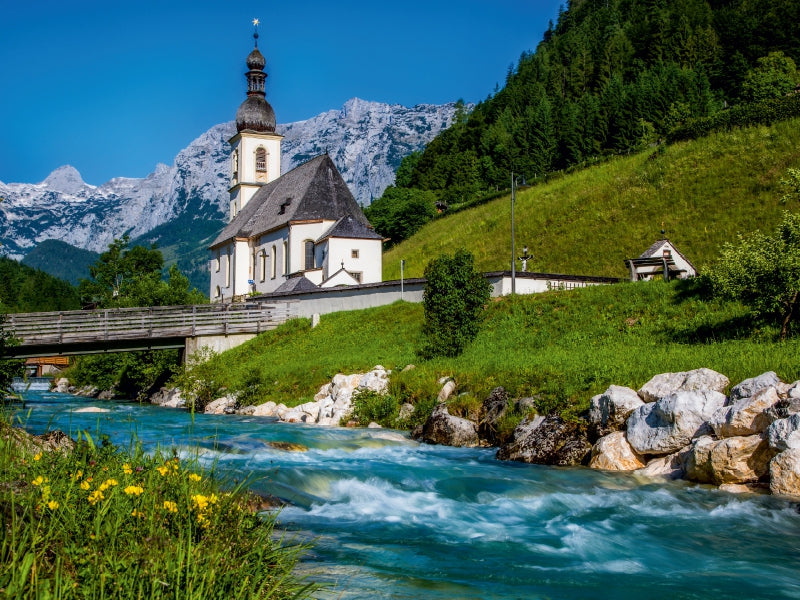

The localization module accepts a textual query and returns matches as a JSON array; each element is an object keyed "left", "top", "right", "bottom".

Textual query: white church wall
[
  {"left": 249, "top": 228, "right": 289, "bottom": 295},
  {"left": 288, "top": 221, "right": 336, "bottom": 274},
  {"left": 326, "top": 237, "right": 382, "bottom": 284}
]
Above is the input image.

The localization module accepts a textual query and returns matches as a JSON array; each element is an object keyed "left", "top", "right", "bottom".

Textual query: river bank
[{"left": 11, "top": 388, "right": 800, "bottom": 599}]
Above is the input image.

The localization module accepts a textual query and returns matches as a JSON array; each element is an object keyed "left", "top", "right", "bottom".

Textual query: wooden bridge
[{"left": 1, "top": 302, "right": 294, "bottom": 359}]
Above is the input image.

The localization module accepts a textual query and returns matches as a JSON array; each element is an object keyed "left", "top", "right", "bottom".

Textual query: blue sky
[{"left": 0, "top": 0, "right": 562, "bottom": 186}]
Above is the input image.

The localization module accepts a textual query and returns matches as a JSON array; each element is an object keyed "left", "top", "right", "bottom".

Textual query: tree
[
  {"left": 0, "top": 312, "right": 24, "bottom": 390},
  {"left": 705, "top": 211, "right": 800, "bottom": 340},
  {"left": 740, "top": 51, "right": 800, "bottom": 103},
  {"left": 79, "top": 235, "right": 205, "bottom": 308},
  {"left": 420, "top": 250, "right": 492, "bottom": 359},
  {"left": 364, "top": 187, "right": 438, "bottom": 247}
]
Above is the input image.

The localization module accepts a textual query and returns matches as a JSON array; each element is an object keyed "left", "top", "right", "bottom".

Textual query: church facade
[{"left": 209, "top": 29, "right": 382, "bottom": 301}]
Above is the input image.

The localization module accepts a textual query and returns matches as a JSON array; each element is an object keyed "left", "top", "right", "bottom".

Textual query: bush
[
  {"left": 419, "top": 250, "right": 492, "bottom": 359},
  {"left": 345, "top": 389, "right": 399, "bottom": 427}
]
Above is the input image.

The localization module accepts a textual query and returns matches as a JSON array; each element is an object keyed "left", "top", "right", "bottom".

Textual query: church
[{"left": 209, "top": 28, "right": 383, "bottom": 301}]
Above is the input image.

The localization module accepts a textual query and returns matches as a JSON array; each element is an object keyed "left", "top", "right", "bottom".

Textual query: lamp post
[
  {"left": 400, "top": 259, "right": 405, "bottom": 300},
  {"left": 511, "top": 173, "right": 516, "bottom": 295}
]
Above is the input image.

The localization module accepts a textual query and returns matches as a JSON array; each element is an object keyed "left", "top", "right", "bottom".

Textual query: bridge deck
[{"left": 2, "top": 302, "right": 294, "bottom": 358}]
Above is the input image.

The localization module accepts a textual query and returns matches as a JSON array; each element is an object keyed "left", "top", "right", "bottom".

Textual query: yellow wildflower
[
  {"left": 124, "top": 485, "right": 144, "bottom": 496},
  {"left": 191, "top": 494, "right": 209, "bottom": 510},
  {"left": 73, "top": 470, "right": 83, "bottom": 481},
  {"left": 189, "top": 473, "right": 202, "bottom": 482},
  {"left": 157, "top": 465, "right": 169, "bottom": 476},
  {"left": 80, "top": 481, "right": 90, "bottom": 490},
  {"left": 209, "top": 493, "right": 218, "bottom": 504},
  {"left": 98, "top": 478, "right": 118, "bottom": 492},
  {"left": 131, "top": 509, "right": 145, "bottom": 518},
  {"left": 88, "top": 490, "right": 104, "bottom": 505},
  {"left": 34, "top": 452, "right": 42, "bottom": 461},
  {"left": 47, "top": 500, "right": 59, "bottom": 510},
  {"left": 163, "top": 500, "right": 178, "bottom": 513},
  {"left": 123, "top": 464, "right": 133, "bottom": 475},
  {"left": 32, "top": 476, "right": 45, "bottom": 486}
]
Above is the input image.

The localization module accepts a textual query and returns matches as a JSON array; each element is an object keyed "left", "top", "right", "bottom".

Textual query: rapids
[{"left": 14, "top": 391, "right": 800, "bottom": 599}]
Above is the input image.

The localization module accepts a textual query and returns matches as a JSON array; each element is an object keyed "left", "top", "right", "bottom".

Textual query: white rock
[
  {"left": 685, "top": 434, "right": 775, "bottom": 485},
  {"left": 55, "top": 378, "right": 70, "bottom": 393},
  {"left": 275, "top": 404, "right": 289, "bottom": 419},
  {"left": 251, "top": 401, "right": 278, "bottom": 417},
  {"left": 358, "top": 366, "right": 390, "bottom": 394},
  {"left": 635, "top": 448, "right": 690, "bottom": 480},
  {"left": 281, "top": 409, "right": 306, "bottom": 423},
  {"left": 709, "top": 386, "right": 780, "bottom": 438},
  {"left": 204, "top": 395, "right": 237, "bottom": 415},
  {"left": 296, "top": 401, "right": 321, "bottom": 423},
  {"left": 638, "top": 368, "right": 729, "bottom": 403},
  {"left": 331, "top": 373, "right": 363, "bottom": 402},
  {"left": 73, "top": 406, "right": 111, "bottom": 413},
  {"left": 769, "top": 448, "right": 800, "bottom": 496},
  {"left": 767, "top": 413, "right": 800, "bottom": 451},
  {"left": 588, "top": 385, "right": 644, "bottom": 433},
  {"left": 589, "top": 431, "right": 646, "bottom": 471},
  {"left": 437, "top": 380, "right": 457, "bottom": 402},
  {"left": 729, "top": 371, "right": 781, "bottom": 401},
  {"left": 719, "top": 483, "right": 768, "bottom": 494},
  {"left": 626, "top": 390, "right": 727, "bottom": 455},
  {"left": 314, "top": 383, "right": 332, "bottom": 401},
  {"left": 367, "top": 422, "right": 382, "bottom": 429}
]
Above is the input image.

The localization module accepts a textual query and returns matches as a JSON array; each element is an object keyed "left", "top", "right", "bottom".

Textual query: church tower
[{"left": 227, "top": 21, "right": 282, "bottom": 221}]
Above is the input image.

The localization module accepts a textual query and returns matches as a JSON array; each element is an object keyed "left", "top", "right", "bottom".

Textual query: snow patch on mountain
[{"left": 0, "top": 99, "right": 458, "bottom": 260}]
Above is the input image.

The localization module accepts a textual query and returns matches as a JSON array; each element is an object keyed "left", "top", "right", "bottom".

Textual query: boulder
[
  {"left": 55, "top": 378, "right": 70, "bottom": 393},
  {"left": 477, "top": 386, "right": 510, "bottom": 446},
  {"left": 330, "top": 373, "right": 363, "bottom": 405},
  {"left": 73, "top": 407, "right": 111, "bottom": 413},
  {"left": 638, "top": 368, "right": 729, "bottom": 403},
  {"left": 397, "top": 403, "right": 415, "bottom": 422},
  {"left": 770, "top": 448, "right": 800, "bottom": 496},
  {"left": 635, "top": 447, "right": 691, "bottom": 480},
  {"left": 729, "top": 371, "right": 782, "bottom": 402},
  {"left": 515, "top": 397, "right": 539, "bottom": 414},
  {"left": 626, "top": 390, "right": 727, "bottom": 455},
  {"left": 204, "top": 395, "right": 238, "bottom": 415},
  {"left": 314, "top": 383, "right": 332, "bottom": 401},
  {"left": 280, "top": 409, "right": 306, "bottom": 423},
  {"left": 295, "top": 401, "right": 321, "bottom": 423},
  {"left": 766, "top": 413, "right": 800, "bottom": 451},
  {"left": 588, "top": 385, "right": 644, "bottom": 439},
  {"left": 709, "top": 386, "right": 780, "bottom": 438},
  {"left": 589, "top": 431, "right": 646, "bottom": 471},
  {"left": 496, "top": 415, "right": 591, "bottom": 466},
  {"left": 420, "top": 402, "right": 479, "bottom": 447},
  {"left": 719, "top": 483, "right": 769, "bottom": 495},
  {"left": 367, "top": 422, "right": 382, "bottom": 429},
  {"left": 358, "top": 366, "right": 390, "bottom": 394},
  {"left": 437, "top": 379, "right": 457, "bottom": 402},
  {"left": 150, "top": 387, "right": 185, "bottom": 409},
  {"left": 685, "top": 434, "right": 776, "bottom": 485},
  {"left": 249, "top": 401, "right": 277, "bottom": 417}
]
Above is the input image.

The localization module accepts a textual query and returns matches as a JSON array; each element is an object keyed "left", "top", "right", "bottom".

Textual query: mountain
[
  {"left": 22, "top": 240, "right": 100, "bottom": 286},
  {"left": 0, "top": 98, "right": 460, "bottom": 272}
]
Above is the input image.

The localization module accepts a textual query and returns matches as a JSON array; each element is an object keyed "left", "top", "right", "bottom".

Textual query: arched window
[
  {"left": 231, "top": 149, "right": 239, "bottom": 183},
  {"left": 304, "top": 240, "right": 315, "bottom": 270},
  {"left": 224, "top": 249, "right": 231, "bottom": 288},
  {"left": 271, "top": 245, "right": 277, "bottom": 279},
  {"left": 215, "top": 285, "right": 221, "bottom": 298},
  {"left": 255, "top": 147, "right": 267, "bottom": 181},
  {"left": 283, "top": 241, "right": 288, "bottom": 275},
  {"left": 260, "top": 249, "right": 267, "bottom": 281}
]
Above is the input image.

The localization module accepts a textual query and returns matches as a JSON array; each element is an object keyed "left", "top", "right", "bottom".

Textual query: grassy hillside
[
  {"left": 191, "top": 280, "right": 800, "bottom": 421},
  {"left": 383, "top": 118, "right": 800, "bottom": 280}
]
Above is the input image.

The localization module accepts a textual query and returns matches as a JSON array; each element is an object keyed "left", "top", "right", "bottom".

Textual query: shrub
[
  {"left": 346, "top": 389, "right": 399, "bottom": 427},
  {"left": 419, "top": 250, "right": 492, "bottom": 359}
]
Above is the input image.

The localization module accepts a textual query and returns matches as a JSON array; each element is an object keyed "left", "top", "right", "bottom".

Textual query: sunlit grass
[{"left": 383, "top": 118, "right": 800, "bottom": 280}]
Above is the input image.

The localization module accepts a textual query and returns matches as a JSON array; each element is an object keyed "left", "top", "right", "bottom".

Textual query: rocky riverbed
[{"left": 135, "top": 366, "right": 800, "bottom": 497}]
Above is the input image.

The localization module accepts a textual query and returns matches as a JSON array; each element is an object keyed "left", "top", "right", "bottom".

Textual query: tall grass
[
  {"left": 191, "top": 281, "right": 800, "bottom": 420},
  {"left": 383, "top": 118, "right": 800, "bottom": 280},
  {"left": 0, "top": 421, "right": 315, "bottom": 599}
]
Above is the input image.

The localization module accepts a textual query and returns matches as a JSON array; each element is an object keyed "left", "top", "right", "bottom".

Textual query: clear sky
[{"left": 0, "top": 0, "right": 563, "bottom": 186}]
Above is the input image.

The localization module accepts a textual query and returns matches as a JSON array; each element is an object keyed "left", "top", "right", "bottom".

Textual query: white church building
[{"left": 209, "top": 28, "right": 383, "bottom": 301}]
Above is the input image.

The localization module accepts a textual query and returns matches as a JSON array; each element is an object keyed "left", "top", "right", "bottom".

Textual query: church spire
[{"left": 235, "top": 18, "right": 275, "bottom": 133}]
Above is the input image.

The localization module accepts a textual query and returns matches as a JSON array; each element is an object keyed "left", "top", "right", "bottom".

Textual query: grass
[
  {"left": 0, "top": 420, "right": 315, "bottom": 599},
  {"left": 190, "top": 280, "right": 800, "bottom": 422},
  {"left": 382, "top": 118, "right": 800, "bottom": 280}
]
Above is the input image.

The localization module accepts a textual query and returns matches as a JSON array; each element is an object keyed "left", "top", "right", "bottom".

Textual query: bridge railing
[{"left": 3, "top": 302, "right": 295, "bottom": 346}]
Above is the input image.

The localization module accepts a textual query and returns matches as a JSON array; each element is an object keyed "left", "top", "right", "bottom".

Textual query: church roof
[
  {"left": 211, "top": 154, "right": 371, "bottom": 248},
  {"left": 316, "top": 215, "right": 382, "bottom": 243},
  {"left": 271, "top": 275, "right": 319, "bottom": 294}
]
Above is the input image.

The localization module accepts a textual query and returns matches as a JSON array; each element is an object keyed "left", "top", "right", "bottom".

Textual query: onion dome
[{"left": 235, "top": 28, "right": 276, "bottom": 133}]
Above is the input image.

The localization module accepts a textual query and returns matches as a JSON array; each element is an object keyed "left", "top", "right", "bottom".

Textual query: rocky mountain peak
[{"left": 42, "top": 165, "right": 91, "bottom": 194}]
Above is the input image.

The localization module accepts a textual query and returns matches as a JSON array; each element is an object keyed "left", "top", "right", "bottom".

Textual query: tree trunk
[{"left": 780, "top": 290, "right": 799, "bottom": 340}]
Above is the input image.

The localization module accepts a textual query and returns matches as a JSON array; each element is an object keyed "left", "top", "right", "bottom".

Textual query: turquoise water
[{"left": 14, "top": 391, "right": 800, "bottom": 599}]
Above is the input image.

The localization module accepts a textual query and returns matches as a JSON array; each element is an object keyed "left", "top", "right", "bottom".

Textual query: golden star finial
[{"left": 253, "top": 18, "right": 259, "bottom": 26}]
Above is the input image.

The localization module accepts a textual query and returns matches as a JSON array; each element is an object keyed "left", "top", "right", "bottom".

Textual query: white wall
[{"left": 326, "top": 237, "right": 383, "bottom": 284}]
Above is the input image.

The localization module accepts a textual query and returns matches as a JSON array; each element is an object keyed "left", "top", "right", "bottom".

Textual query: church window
[
  {"left": 352, "top": 272, "right": 362, "bottom": 283},
  {"left": 231, "top": 149, "right": 239, "bottom": 183},
  {"left": 215, "top": 285, "right": 221, "bottom": 298},
  {"left": 215, "top": 250, "right": 220, "bottom": 272},
  {"left": 271, "top": 245, "right": 277, "bottom": 279},
  {"left": 304, "top": 240, "right": 315, "bottom": 270},
  {"left": 351, "top": 249, "right": 359, "bottom": 259},
  {"left": 283, "top": 241, "right": 289, "bottom": 275},
  {"left": 255, "top": 147, "right": 267, "bottom": 181},
  {"left": 225, "top": 250, "right": 231, "bottom": 288},
  {"left": 260, "top": 250, "right": 267, "bottom": 281}
]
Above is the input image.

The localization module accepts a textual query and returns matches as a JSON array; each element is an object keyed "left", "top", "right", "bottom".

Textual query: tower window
[{"left": 256, "top": 147, "right": 267, "bottom": 171}]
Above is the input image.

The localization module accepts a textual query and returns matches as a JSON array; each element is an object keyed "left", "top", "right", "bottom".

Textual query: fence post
[
  {"left": 58, "top": 312, "right": 63, "bottom": 344},
  {"left": 192, "top": 305, "right": 196, "bottom": 337},
  {"left": 104, "top": 310, "right": 109, "bottom": 341}
]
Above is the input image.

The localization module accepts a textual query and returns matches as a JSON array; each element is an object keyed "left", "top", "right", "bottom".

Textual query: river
[{"left": 13, "top": 390, "right": 800, "bottom": 599}]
